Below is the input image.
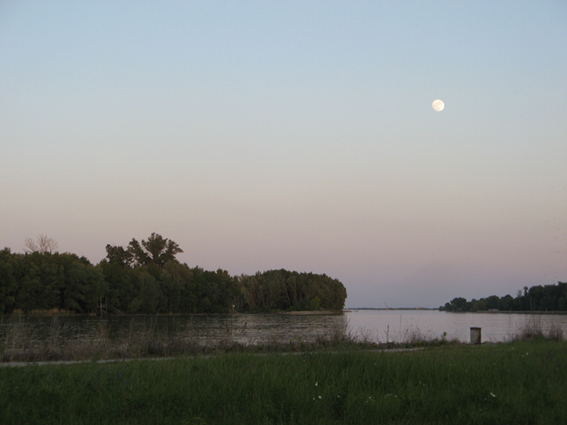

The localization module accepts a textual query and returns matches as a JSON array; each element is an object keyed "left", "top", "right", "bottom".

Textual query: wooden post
[{"left": 470, "top": 327, "right": 481, "bottom": 344}]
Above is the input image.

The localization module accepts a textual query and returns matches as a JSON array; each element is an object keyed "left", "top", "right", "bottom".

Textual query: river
[
  {"left": 2, "top": 310, "right": 567, "bottom": 345},
  {"left": 346, "top": 309, "right": 567, "bottom": 343}
]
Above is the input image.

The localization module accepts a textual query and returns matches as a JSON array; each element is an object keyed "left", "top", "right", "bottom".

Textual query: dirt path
[{"left": 0, "top": 347, "right": 425, "bottom": 368}]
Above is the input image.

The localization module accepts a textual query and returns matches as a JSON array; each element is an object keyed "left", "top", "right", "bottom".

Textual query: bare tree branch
[
  {"left": 24, "top": 237, "right": 38, "bottom": 253},
  {"left": 23, "top": 234, "right": 59, "bottom": 254}
]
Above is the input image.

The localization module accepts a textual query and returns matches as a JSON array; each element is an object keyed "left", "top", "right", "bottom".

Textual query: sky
[{"left": 1, "top": 1, "right": 566, "bottom": 308}]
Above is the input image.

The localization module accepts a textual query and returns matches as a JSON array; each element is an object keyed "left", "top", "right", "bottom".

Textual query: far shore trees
[
  {"left": 0, "top": 247, "right": 105, "bottom": 315},
  {"left": 440, "top": 281, "right": 567, "bottom": 312},
  {"left": 236, "top": 269, "right": 347, "bottom": 312},
  {"left": 1, "top": 233, "right": 348, "bottom": 315}
]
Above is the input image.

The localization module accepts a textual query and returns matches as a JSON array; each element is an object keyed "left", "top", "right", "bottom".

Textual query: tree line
[
  {"left": 440, "top": 282, "right": 567, "bottom": 312},
  {"left": 236, "top": 269, "right": 347, "bottom": 312},
  {"left": 0, "top": 233, "right": 347, "bottom": 315}
]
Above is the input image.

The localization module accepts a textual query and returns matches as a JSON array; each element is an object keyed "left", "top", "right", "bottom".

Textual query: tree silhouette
[{"left": 127, "top": 233, "right": 183, "bottom": 267}]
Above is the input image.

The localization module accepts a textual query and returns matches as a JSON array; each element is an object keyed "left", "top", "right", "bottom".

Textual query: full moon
[{"left": 432, "top": 99, "right": 445, "bottom": 112}]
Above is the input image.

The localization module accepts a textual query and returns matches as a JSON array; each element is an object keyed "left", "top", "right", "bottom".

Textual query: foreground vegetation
[
  {"left": 1, "top": 339, "right": 566, "bottom": 425},
  {"left": 0, "top": 233, "right": 347, "bottom": 315}
]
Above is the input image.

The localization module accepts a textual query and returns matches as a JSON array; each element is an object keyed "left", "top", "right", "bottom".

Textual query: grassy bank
[{"left": 1, "top": 340, "right": 566, "bottom": 424}]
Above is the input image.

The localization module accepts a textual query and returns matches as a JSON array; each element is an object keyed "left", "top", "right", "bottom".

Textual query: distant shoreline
[
  {"left": 441, "top": 310, "right": 567, "bottom": 315},
  {"left": 346, "top": 308, "right": 567, "bottom": 314},
  {"left": 9, "top": 308, "right": 567, "bottom": 317},
  {"left": 280, "top": 310, "right": 344, "bottom": 315},
  {"left": 5, "top": 309, "right": 346, "bottom": 317},
  {"left": 346, "top": 308, "right": 439, "bottom": 311}
]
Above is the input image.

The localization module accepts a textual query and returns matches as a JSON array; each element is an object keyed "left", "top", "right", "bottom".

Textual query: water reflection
[
  {"left": 2, "top": 310, "right": 566, "bottom": 345},
  {"left": 0, "top": 313, "right": 350, "bottom": 346}
]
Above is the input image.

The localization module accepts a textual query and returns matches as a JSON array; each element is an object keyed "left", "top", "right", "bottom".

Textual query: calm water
[
  {"left": 346, "top": 310, "right": 567, "bottom": 343},
  {"left": 2, "top": 310, "right": 567, "bottom": 344}
]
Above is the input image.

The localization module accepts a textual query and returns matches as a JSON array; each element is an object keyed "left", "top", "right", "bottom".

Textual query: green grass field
[{"left": 1, "top": 340, "right": 566, "bottom": 425}]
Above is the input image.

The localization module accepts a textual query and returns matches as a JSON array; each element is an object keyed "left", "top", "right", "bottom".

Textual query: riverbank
[
  {"left": 0, "top": 316, "right": 436, "bottom": 364},
  {"left": 5, "top": 309, "right": 345, "bottom": 318},
  {"left": 281, "top": 310, "right": 343, "bottom": 315},
  {"left": 1, "top": 339, "right": 566, "bottom": 424},
  {"left": 3, "top": 310, "right": 566, "bottom": 363}
]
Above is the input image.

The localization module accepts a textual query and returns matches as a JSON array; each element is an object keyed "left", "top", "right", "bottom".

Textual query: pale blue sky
[{"left": 1, "top": 1, "right": 566, "bottom": 307}]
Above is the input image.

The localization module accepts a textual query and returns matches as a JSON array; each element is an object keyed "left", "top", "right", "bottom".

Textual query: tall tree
[
  {"left": 128, "top": 233, "right": 183, "bottom": 267},
  {"left": 104, "top": 245, "right": 133, "bottom": 267}
]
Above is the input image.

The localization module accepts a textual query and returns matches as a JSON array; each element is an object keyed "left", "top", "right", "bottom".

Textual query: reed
[
  {"left": 514, "top": 315, "right": 565, "bottom": 342},
  {"left": 1, "top": 317, "right": 385, "bottom": 363}
]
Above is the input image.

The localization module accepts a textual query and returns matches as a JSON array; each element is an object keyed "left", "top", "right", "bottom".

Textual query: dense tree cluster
[
  {"left": 0, "top": 233, "right": 347, "bottom": 315},
  {"left": 0, "top": 249, "right": 106, "bottom": 315},
  {"left": 440, "top": 282, "right": 567, "bottom": 312},
  {"left": 236, "top": 269, "right": 347, "bottom": 312}
]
